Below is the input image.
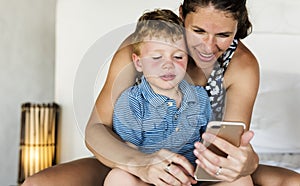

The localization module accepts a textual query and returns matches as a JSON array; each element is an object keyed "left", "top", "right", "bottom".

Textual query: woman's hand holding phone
[{"left": 193, "top": 121, "right": 258, "bottom": 182}]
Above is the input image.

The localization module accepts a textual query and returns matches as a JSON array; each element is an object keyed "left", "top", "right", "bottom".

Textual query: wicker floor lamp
[{"left": 18, "top": 102, "right": 60, "bottom": 184}]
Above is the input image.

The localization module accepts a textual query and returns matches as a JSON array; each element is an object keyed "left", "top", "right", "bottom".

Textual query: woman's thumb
[{"left": 241, "top": 130, "right": 254, "bottom": 146}]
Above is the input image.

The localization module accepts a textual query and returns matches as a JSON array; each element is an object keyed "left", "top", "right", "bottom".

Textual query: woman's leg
[
  {"left": 22, "top": 157, "right": 110, "bottom": 186},
  {"left": 252, "top": 164, "right": 300, "bottom": 186}
]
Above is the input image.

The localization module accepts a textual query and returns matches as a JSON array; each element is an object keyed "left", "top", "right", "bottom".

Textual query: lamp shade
[{"left": 18, "top": 103, "right": 59, "bottom": 184}]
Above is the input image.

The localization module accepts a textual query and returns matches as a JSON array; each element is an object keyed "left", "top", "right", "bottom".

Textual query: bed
[{"left": 250, "top": 70, "right": 300, "bottom": 173}]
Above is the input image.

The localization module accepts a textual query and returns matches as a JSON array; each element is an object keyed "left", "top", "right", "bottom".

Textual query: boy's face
[{"left": 133, "top": 38, "right": 188, "bottom": 94}]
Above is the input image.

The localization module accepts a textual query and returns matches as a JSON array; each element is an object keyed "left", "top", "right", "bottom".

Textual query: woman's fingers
[
  {"left": 169, "top": 153, "right": 195, "bottom": 177},
  {"left": 194, "top": 131, "right": 259, "bottom": 181},
  {"left": 165, "top": 156, "right": 196, "bottom": 185},
  {"left": 146, "top": 149, "right": 196, "bottom": 185},
  {"left": 159, "top": 168, "right": 182, "bottom": 186},
  {"left": 196, "top": 160, "right": 237, "bottom": 182},
  {"left": 194, "top": 145, "right": 240, "bottom": 182},
  {"left": 140, "top": 159, "right": 176, "bottom": 185},
  {"left": 202, "top": 132, "right": 258, "bottom": 175},
  {"left": 164, "top": 162, "right": 195, "bottom": 185},
  {"left": 194, "top": 133, "right": 254, "bottom": 181},
  {"left": 201, "top": 133, "right": 241, "bottom": 159},
  {"left": 193, "top": 142, "right": 234, "bottom": 180}
]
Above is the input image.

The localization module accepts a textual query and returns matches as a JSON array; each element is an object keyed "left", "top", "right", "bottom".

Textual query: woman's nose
[{"left": 202, "top": 35, "right": 216, "bottom": 53}]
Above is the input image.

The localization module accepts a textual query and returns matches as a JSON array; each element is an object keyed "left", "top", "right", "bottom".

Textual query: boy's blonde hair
[{"left": 132, "top": 9, "right": 185, "bottom": 55}]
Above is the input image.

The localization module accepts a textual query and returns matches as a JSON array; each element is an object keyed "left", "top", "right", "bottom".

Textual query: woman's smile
[{"left": 194, "top": 47, "right": 216, "bottom": 63}]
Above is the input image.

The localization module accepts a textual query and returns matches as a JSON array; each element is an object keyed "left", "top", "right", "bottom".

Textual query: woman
[{"left": 23, "top": 0, "right": 300, "bottom": 185}]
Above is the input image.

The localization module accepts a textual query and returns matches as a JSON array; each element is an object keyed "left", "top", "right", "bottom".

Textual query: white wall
[
  {"left": 56, "top": 0, "right": 300, "bottom": 163},
  {"left": 0, "top": 0, "right": 56, "bottom": 185},
  {"left": 244, "top": 0, "right": 300, "bottom": 153},
  {"left": 245, "top": 0, "right": 300, "bottom": 73}
]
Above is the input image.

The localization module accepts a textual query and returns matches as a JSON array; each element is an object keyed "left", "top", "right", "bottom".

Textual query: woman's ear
[
  {"left": 132, "top": 53, "right": 143, "bottom": 72},
  {"left": 179, "top": 5, "right": 183, "bottom": 20}
]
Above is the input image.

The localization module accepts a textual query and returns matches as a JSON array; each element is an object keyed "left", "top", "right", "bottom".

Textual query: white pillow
[{"left": 250, "top": 70, "right": 300, "bottom": 153}]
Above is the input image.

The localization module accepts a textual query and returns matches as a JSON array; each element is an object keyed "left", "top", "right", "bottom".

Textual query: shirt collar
[
  {"left": 139, "top": 76, "right": 167, "bottom": 107},
  {"left": 139, "top": 76, "right": 198, "bottom": 108}
]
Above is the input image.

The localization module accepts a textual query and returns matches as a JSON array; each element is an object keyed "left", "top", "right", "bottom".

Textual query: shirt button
[
  {"left": 176, "top": 127, "right": 180, "bottom": 132},
  {"left": 167, "top": 102, "right": 173, "bottom": 106},
  {"left": 174, "top": 114, "right": 178, "bottom": 120}
]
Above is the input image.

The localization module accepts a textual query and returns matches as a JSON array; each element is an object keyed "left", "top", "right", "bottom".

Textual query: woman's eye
[
  {"left": 193, "top": 29, "right": 205, "bottom": 34},
  {"left": 217, "top": 33, "right": 230, "bottom": 38}
]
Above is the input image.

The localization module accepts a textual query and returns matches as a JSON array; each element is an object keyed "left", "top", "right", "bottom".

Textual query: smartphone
[{"left": 194, "top": 121, "right": 246, "bottom": 181}]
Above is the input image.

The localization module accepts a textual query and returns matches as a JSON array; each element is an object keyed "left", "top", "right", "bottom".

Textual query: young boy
[{"left": 106, "top": 9, "right": 212, "bottom": 185}]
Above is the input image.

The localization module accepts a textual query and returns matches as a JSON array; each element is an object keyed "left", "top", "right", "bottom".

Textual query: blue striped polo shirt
[{"left": 113, "top": 76, "right": 212, "bottom": 166}]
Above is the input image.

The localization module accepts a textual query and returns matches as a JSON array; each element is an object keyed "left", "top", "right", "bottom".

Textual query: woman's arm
[
  {"left": 193, "top": 41, "right": 260, "bottom": 182},
  {"left": 85, "top": 36, "right": 142, "bottom": 167},
  {"left": 223, "top": 41, "right": 260, "bottom": 129}
]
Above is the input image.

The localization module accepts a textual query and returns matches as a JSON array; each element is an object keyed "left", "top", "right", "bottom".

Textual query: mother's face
[{"left": 182, "top": 5, "right": 238, "bottom": 69}]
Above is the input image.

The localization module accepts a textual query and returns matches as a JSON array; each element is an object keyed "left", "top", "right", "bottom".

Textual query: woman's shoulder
[
  {"left": 224, "top": 40, "right": 260, "bottom": 87},
  {"left": 228, "top": 41, "right": 259, "bottom": 74},
  {"left": 232, "top": 40, "right": 258, "bottom": 68}
]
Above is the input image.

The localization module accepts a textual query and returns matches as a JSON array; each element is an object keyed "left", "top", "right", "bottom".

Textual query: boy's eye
[
  {"left": 174, "top": 56, "right": 183, "bottom": 60},
  {"left": 152, "top": 56, "right": 162, "bottom": 60}
]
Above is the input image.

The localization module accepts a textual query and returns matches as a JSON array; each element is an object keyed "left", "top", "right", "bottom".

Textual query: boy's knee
[
  {"left": 105, "top": 168, "right": 141, "bottom": 186},
  {"left": 106, "top": 168, "right": 132, "bottom": 179}
]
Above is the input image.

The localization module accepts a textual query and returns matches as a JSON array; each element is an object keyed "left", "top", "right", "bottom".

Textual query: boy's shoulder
[
  {"left": 115, "top": 85, "right": 145, "bottom": 114},
  {"left": 182, "top": 80, "right": 207, "bottom": 93},
  {"left": 117, "top": 84, "right": 145, "bottom": 105}
]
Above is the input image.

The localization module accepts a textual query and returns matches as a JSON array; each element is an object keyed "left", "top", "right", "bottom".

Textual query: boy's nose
[{"left": 162, "top": 58, "right": 174, "bottom": 69}]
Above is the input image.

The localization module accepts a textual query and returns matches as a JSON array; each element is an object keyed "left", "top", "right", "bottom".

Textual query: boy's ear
[{"left": 132, "top": 53, "right": 143, "bottom": 72}]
